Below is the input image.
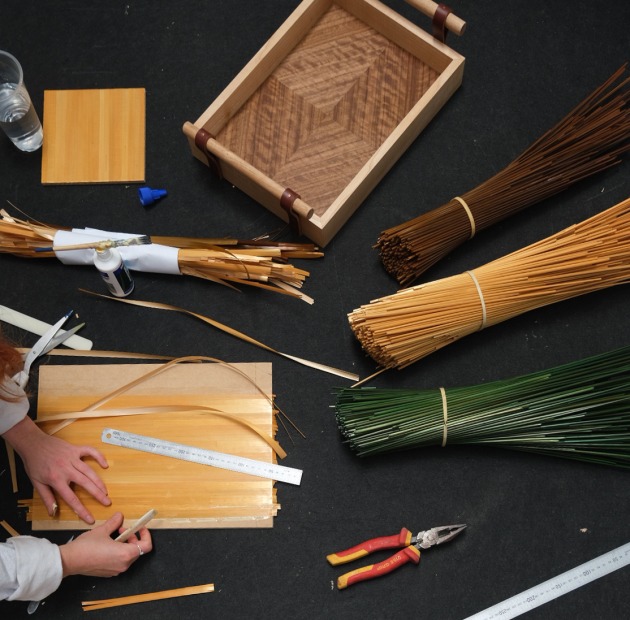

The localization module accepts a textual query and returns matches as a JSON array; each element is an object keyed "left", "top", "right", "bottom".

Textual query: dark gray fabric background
[{"left": 1, "top": 1, "right": 628, "bottom": 618}]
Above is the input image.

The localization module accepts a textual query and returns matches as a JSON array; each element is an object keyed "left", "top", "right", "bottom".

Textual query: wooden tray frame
[{"left": 184, "top": 0, "right": 465, "bottom": 246}]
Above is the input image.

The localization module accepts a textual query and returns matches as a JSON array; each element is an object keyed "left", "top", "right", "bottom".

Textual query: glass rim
[{"left": 0, "top": 50, "right": 24, "bottom": 85}]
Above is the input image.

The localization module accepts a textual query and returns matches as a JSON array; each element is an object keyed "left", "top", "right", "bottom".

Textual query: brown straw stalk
[{"left": 377, "top": 65, "right": 630, "bottom": 285}]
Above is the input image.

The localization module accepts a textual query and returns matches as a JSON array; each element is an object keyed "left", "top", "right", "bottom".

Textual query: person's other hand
[
  {"left": 4, "top": 416, "right": 110, "bottom": 523},
  {"left": 60, "top": 512, "right": 152, "bottom": 577}
]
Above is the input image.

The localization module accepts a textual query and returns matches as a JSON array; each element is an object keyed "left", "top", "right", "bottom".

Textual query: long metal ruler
[
  {"left": 464, "top": 541, "right": 630, "bottom": 619},
  {"left": 101, "top": 428, "right": 302, "bottom": 486}
]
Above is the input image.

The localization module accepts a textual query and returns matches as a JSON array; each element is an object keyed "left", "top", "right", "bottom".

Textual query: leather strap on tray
[
  {"left": 194, "top": 128, "right": 223, "bottom": 179},
  {"left": 432, "top": 3, "right": 452, "bottom": 42},
  {"left": 280, "top": 188, "right": 303, "bottom": 236}
]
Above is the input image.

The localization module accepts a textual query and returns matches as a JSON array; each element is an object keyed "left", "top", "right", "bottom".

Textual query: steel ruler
[
  {"left": 464, "top": 541, "right": 630, "bottom": 619},
  {"left": 101, "top": 428, "right": 302, "bottom": 486}
]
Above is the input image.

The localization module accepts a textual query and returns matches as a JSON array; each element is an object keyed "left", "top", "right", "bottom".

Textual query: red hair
[{"left": 0, "top": 330, "right": 24, "bottom": 401}]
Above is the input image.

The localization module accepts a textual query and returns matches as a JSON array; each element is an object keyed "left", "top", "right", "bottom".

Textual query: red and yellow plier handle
[{"left": 327, "top": 525, "right": 466, "bottom": 589}]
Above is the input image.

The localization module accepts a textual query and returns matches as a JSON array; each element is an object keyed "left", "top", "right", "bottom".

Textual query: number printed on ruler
[{"left": 101, "top": 428, "right": 302, "bottom": 486}]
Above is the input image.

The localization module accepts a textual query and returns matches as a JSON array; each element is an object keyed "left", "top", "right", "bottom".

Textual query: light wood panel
[
  {"left": 30, "top": 362, "right": 280, "bottom": 530},
  {"left": 41, "top": 88, "right": 145, "bottom": 184}
]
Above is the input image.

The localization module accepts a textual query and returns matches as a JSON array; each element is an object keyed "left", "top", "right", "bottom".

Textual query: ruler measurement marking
[{"left": 102, "top": 428, "right": 302, "bottom": 485}]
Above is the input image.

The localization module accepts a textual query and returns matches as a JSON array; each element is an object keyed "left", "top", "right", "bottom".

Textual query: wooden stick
[
  {"left": 0, "top": 520, "right": 20, "bottom": 537},
  {"left": 404, "top": 0, "right": 466, "bottom": 35},
  {"left": 115, "top": 508, "right": 157, "bottom": 542},
  {"left": 82, "top": 583, "right": 215, "bottom": 611}
]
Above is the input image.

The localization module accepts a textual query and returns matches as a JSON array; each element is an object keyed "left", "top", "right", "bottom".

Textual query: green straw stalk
[{"left": 334, "top": 347, "right": 630, "bottom": 468}]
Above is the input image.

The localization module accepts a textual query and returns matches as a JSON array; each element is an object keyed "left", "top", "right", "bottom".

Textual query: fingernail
[{"left": 50, "top": 502, "right": 58, "bottom": 517}]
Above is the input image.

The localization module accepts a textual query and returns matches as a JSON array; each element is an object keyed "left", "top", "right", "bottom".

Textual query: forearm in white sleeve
[
  {"left": 0, "top": 376, "right": 29, "bottom": 435},
  {"left": 0, "top": 536, "right": 63, "bottom": 601}
]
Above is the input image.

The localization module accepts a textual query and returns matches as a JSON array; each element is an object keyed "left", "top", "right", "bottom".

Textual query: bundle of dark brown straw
[
  {"left": 334, "top": 346, "right": 630, "bottom": 468},
  {"left": 377, "top": 66, "right": 630, "bottom": 285},
  {"left": 349, "top": 197, "right": 630, "bottom": 370}
]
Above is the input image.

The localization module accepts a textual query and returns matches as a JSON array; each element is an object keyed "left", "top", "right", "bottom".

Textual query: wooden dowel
[
  {"left": 183, "top": 122, "right": 314, "bottom": 220},
  {"left": 404, "top": 0, "right": 467, "bottom": 36}
]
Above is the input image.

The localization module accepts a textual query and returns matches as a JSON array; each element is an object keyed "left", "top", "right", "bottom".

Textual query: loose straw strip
[
  {"left": 42, "top": 356, "right": 288, "bottom": 458},
  {"left": 81, "top": 290, "right": 359, "bottom": 381},
  {"left": 0, "top": 520, "right": 20, "bottom": 537},
  {"left": 439, "top": 387, "right": 448, "bottom": 447},
  {"left": 82, "top": 582, "right": 214, "bottom": 611}
]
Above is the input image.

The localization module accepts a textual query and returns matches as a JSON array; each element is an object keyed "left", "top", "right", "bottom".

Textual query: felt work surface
[
  {"left": 30, "top": 362, "right": 279, "bottom": 529},
  {"left": 41, "top": 88, "right": 146, "bottom": 184}
]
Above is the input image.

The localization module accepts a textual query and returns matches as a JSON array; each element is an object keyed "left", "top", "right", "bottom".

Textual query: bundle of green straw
[{"left": 334, "top": 347, "right": 630, "bottom": 468}]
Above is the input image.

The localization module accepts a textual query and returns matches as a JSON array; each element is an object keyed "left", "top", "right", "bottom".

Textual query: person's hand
[
  {"left": 3, "top": 416, "right": 111, "bottom": 523},
  {"left": 60, "top": 512, "right": 152, "bottom": 577}
]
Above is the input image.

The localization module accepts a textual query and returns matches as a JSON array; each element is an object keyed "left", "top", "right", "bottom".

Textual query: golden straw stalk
[{"left": 350, "top": 197, "right": 630, "bottom": 370}]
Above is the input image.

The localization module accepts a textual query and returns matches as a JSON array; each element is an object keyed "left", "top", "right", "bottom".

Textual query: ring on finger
[{"left": 136, "top": 544, "right": 144, "bottom": 557}]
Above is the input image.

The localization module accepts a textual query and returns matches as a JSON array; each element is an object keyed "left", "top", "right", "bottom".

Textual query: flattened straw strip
[
  {"left": 81, "top": 290, "right": 359, "bottom": 381},
  {"left": 82, "top": 583, "right": 214, "bottom": 611}
]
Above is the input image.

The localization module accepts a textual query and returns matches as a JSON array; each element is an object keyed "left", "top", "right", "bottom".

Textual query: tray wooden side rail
[{"left": 184, "top": 0, "right": 465, "bottom": 245}]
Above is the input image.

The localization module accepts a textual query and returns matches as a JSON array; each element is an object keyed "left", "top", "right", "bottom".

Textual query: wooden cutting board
[
  {"left": 30, "top": 362, "right": 280, "bottom": 530},
  {"left": 41, "top": 88, "right": 146, "bottom": 184}
]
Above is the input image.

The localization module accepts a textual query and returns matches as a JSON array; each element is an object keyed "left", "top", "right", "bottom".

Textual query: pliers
[
  {"left": 11, "top": 309, "right": 84, "bottom": 389},
  {"left": 327, "top": 524, "right": 466, "bottom": 589}
]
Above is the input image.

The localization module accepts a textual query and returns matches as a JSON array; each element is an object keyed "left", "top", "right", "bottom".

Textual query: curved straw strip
[
  {"left": 42, "top": 356, "right": 287, "bottom": 457},
  {"left": 350, "top": 197, "right": 630, "bottom": 370},
  {"left": 377, "top": 66, "right": 630, "bottom": 285},
  {"left": 82, "top": 290, "right": 359, "bottom": 381}
]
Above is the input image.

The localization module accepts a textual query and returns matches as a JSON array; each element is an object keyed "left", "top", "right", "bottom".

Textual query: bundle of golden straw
[
  {"left": 350, "top": 197, "right": 630, "bottom": 370},
  {"left": 377, "top": 66, "right": 630, "bottom": 285},
  {"left": 0, "top": 210, "right": 322, "bottom": 300}
]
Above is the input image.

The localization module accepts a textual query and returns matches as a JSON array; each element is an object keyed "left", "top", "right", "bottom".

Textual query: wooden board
[
  {"left": 31, "top": 362, "right": 280, "bottom": 530},
  {"left": 185, "top": 0, "right": 465, "bottom": 246},
  {"left": 41, "top": 88, "right": 146, "bottom": 184}
]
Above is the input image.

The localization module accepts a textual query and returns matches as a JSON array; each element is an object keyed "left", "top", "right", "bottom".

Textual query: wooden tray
[{"left": 184, "top": 0, "right": 466, "bottom": 246}]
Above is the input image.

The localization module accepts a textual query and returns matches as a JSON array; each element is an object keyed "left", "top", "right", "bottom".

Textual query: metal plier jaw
[{"left": 415, "top": 524, "right": 467, "bottom": 549}]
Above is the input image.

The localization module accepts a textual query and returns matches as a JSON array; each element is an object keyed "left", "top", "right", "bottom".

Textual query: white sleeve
[
  {"left": 0, "top": 377, "right": 29, "bottom": 435},
  {"left": 0, "top": 536, "right": 63, "bottom": 601}
]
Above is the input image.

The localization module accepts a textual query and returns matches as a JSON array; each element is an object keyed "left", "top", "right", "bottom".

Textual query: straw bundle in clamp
[
  {"left": 334, "top": 346, "right": 630, "bottom": 468},
  {"left": 0, "top": 210, "right": 322, "bottom": 300},
  {"left": 349, "top": 197, "right": 630, "bottom": 370},
  {"left": 377, "top": 66, "right": 630, "bottom": 285}
]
